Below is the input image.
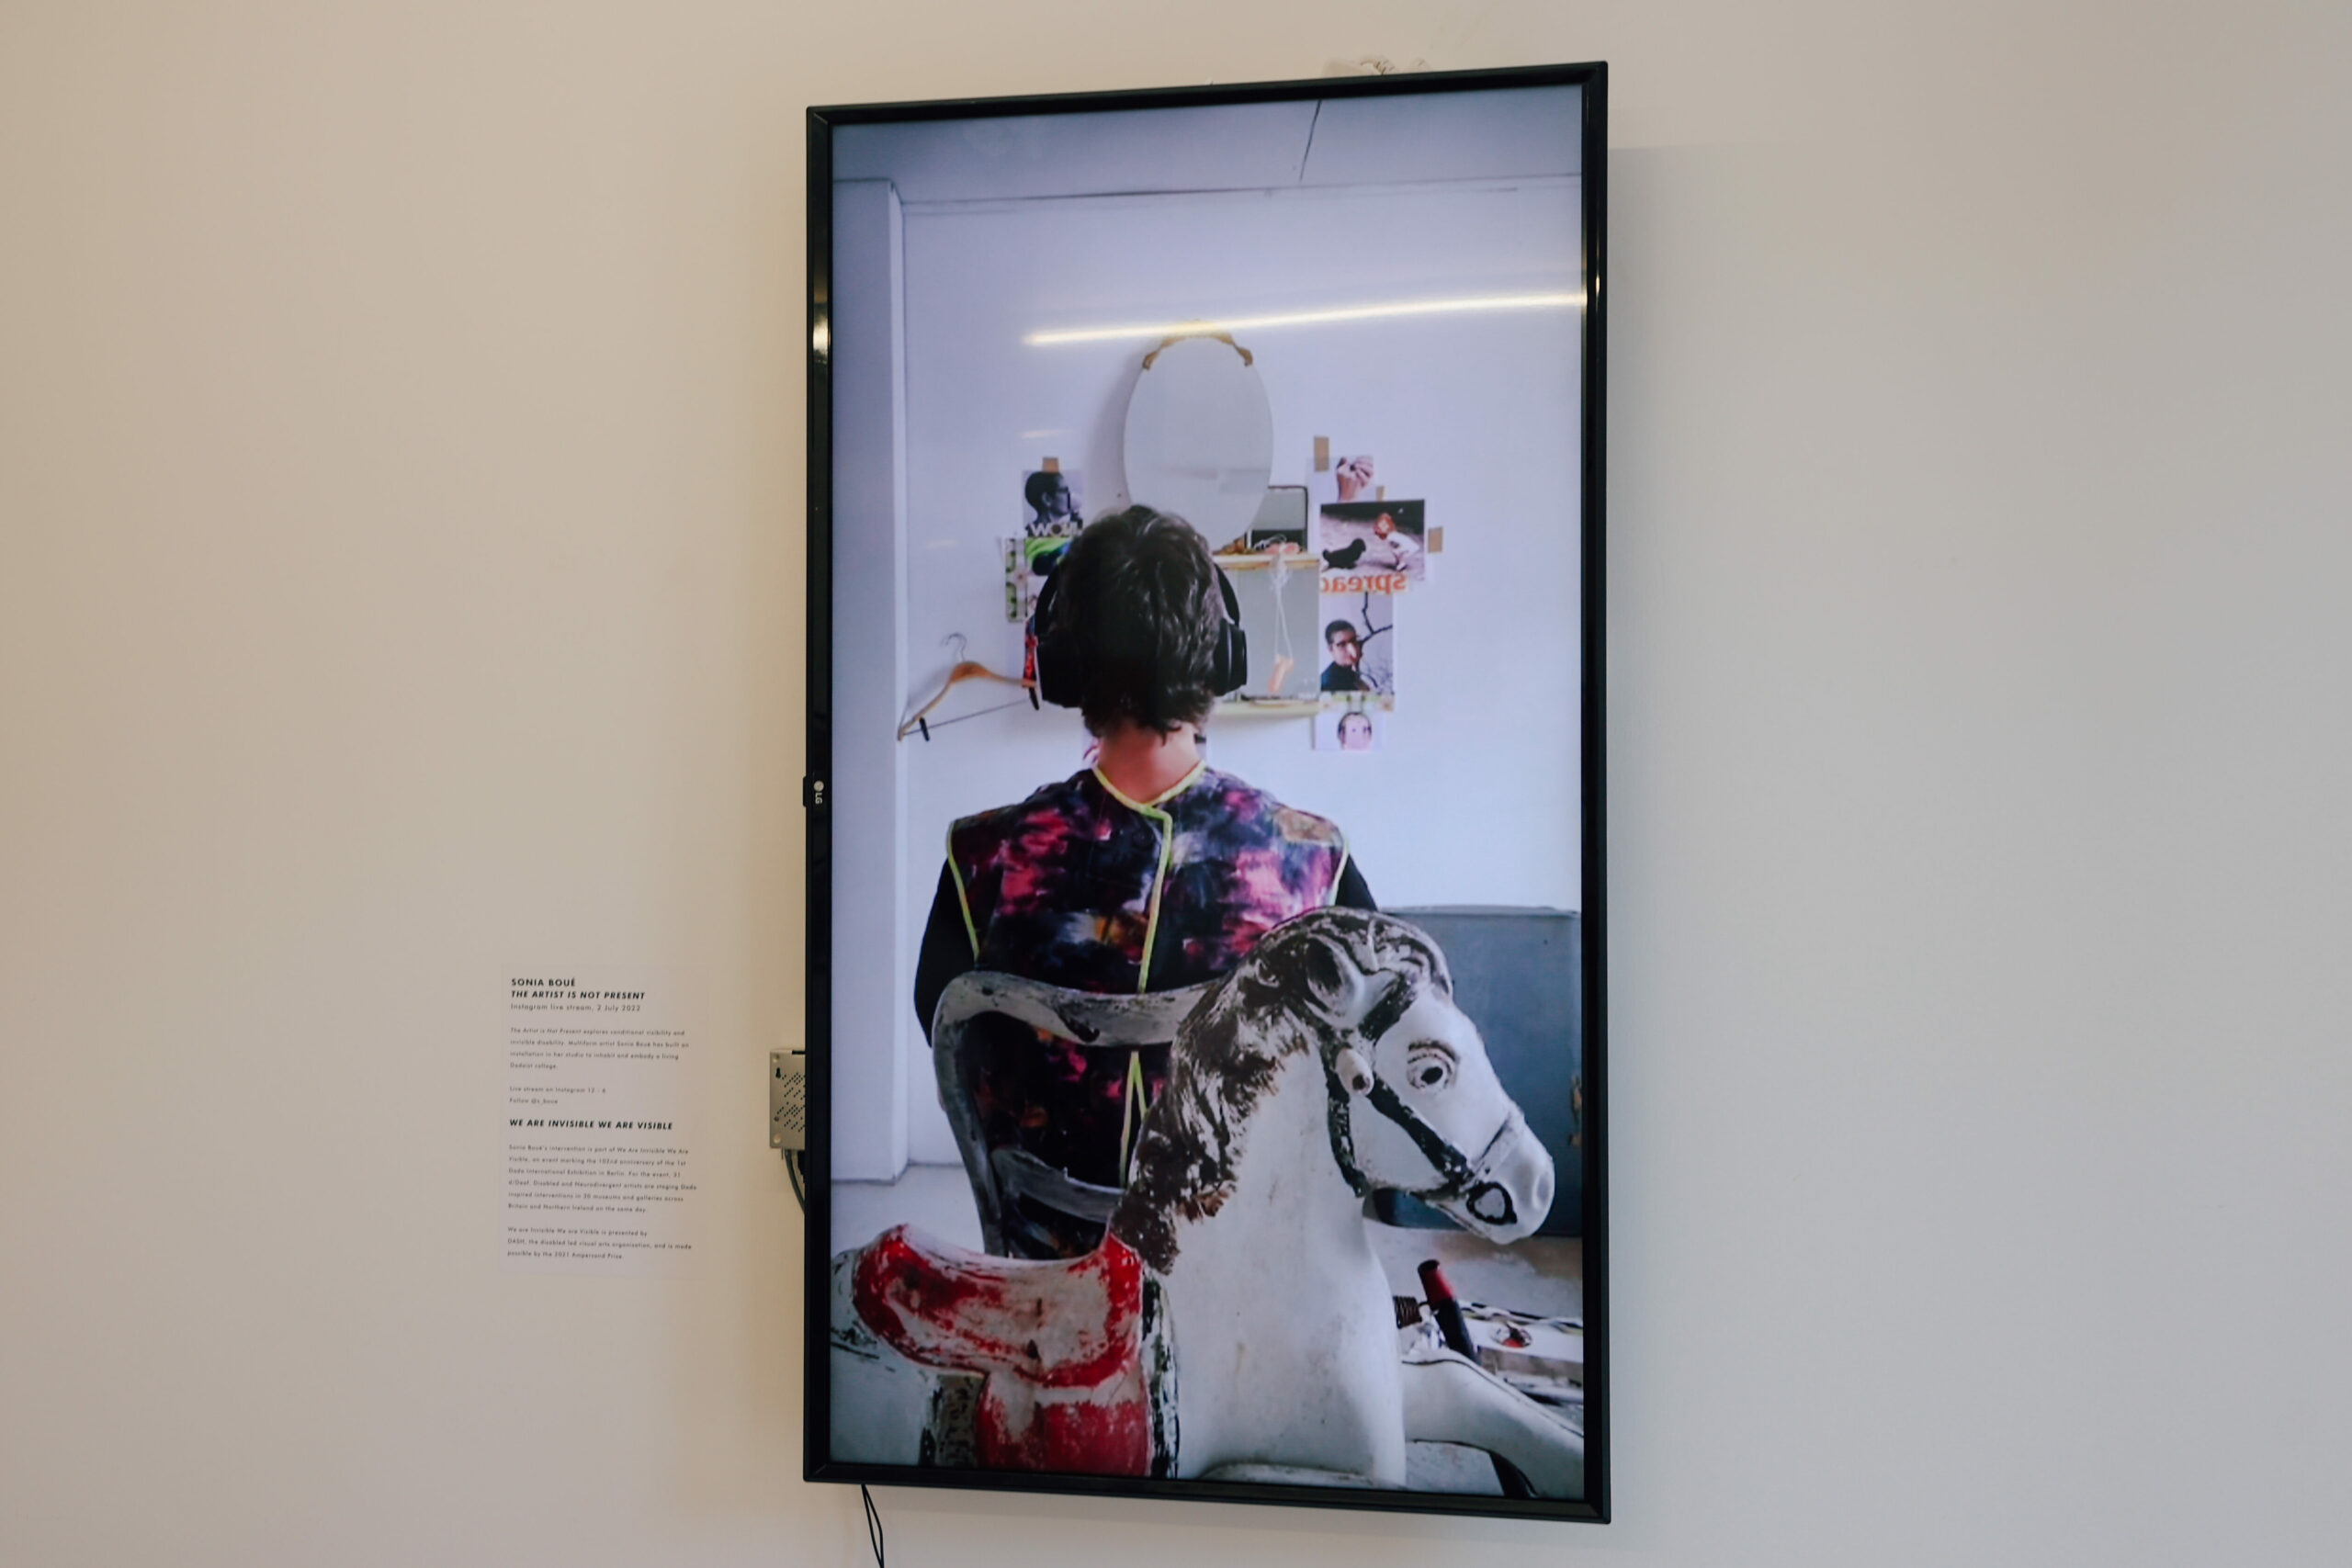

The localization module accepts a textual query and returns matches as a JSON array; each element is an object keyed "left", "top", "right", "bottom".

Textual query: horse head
[
  {"left": 1114, "top": 908, "right": 1553, "bottom": 1269},
  {"left": 1283, "top": 908, "right": 1554, "bottom": 1243}
]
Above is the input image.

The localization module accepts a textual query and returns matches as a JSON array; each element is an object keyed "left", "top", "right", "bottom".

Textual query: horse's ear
[
  {"left": 1295, "top": 927, "right": 1359, "bottom": 1014},
  {"left": 1272, "top": 912, "right": 1386, "bottom": 1033}
]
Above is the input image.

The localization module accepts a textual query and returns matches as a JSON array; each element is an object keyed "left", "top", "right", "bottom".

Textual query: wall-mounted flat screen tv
[{"left": 805, "top": 62, "right": 1607, "bottom": 1523}]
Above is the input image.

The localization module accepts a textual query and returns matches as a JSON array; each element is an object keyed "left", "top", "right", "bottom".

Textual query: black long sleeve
[{"left": 912, "top": 863, "right": 973, "bottom": 1042}]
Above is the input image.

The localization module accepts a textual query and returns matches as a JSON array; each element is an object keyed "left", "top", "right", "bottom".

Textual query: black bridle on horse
[{"left": 1323, "top": 975, "right": 1532, "bottom": 1230}]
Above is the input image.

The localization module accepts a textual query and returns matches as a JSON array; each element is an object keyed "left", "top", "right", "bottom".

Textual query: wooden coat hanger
[{"left": 898, "top": 658, "right": 1035, "bottom": 741}]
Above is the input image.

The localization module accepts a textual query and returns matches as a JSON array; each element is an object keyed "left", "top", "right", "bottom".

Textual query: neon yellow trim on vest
[
  {"left": 1091, "top": 762, "right": 1204, "bottom": 992},
  {"left": 945, "top": 823, "right": 980, "bottom": 960},
  {"left": 1091, "top": 761, "right": 1205, "bottom": 813},
  {"left": 1117, "top": 1047, "right": 1148, "bottom": 1184}
]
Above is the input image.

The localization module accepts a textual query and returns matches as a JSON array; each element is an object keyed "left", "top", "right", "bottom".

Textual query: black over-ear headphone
[{"left": 1027, "top": 558, "right": 1248, "bottom": 709}]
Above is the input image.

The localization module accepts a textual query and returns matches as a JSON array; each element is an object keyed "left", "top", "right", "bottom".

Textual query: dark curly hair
[{"left": 1045, "top": 506, "right": 1224, "bottom": 736}]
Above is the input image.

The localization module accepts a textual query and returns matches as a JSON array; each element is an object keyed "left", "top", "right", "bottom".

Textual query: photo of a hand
[{"left": 1334, "top": 455, "right": 1374, "bottom": 502}]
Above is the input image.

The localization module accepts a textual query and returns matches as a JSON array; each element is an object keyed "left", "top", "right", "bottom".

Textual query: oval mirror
[{"left": 1120, "top": 335, "right": 1273, "bottom": 547}]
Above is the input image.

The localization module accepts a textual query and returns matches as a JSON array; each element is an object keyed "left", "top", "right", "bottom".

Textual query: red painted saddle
[{"left": 850, "top": 1226, "right": 1168, "bottom": 1474}]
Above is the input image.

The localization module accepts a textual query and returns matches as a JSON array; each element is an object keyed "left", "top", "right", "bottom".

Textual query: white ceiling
[{"left": 831, "top": 85, "right": 1582, "bottom": 204}]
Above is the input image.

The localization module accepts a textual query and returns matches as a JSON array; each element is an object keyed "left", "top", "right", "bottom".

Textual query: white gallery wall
[{"left": 5, "top": 2, "right": 2349, "bottom": 1565}]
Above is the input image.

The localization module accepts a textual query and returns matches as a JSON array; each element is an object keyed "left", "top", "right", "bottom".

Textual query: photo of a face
[
  {"left": 1022, "top": 467, "right": 1083, "bottom": 537},
  {"left": 1315, "top": 706, "right": 1383, "bottom": 751},
  {"left": 1319, "top": 594, "right": 1394, "bottom": 695}
]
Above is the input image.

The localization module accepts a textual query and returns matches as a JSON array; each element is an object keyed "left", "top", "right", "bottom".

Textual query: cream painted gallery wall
[{"left": 4, "top": 2, "right": 2348, "bottom": 1564}]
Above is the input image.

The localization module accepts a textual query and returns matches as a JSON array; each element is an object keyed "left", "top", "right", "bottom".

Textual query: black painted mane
[{"left": 1109, "top": 908, "right": 1449, "bottom": 1272}]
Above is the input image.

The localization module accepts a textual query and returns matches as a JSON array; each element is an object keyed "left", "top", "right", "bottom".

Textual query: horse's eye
[{"left": 1407, "top": 1046, "right": 1454, "bottom": 1091}]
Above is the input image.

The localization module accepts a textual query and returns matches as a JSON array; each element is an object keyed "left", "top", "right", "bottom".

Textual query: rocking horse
[{"left": 830, "top": 908, "right": 1584, "bottom": 1495}]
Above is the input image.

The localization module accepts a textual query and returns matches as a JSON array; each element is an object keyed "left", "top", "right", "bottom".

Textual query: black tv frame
[{"left": 802, "top": 60, "right": 1609, "bottom": 1525}]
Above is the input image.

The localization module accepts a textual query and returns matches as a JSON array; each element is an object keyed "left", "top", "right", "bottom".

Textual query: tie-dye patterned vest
[
  {"left": 946, "top": 765, "right": 1348, "bottom": 1256},
  {"left": 947, "top": 764, "right": 1349, "bottom": 994}
]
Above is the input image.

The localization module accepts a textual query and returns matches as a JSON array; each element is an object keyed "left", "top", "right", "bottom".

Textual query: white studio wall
[
  {"left": 829, "top": 177, "right": 913, "bottom": 1180},
  {"left": 6, "top": 2, "right": 2351, "bottom": 1567},
  {"left": 890, "top": 179, "right": 1584, "bottom": 909}
]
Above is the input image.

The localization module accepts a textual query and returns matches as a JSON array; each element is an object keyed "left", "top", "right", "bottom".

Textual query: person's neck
[{"left": 1095, "top": 721, "right": 1201, "bottom": 805}]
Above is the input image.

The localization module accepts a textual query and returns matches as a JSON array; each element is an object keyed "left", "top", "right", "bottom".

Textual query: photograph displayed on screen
[
  {"left": 1319, "top": 593, "right": 1396, "bottom": 695},
  {"left": 1309, "top": 452, "right": 1378, "bottom": 512},
  {"left": 1022, "top": 467, "right": 1084, "bottom": 539},
  {"left": 810, "top": 64, "right": 1605, "bottom": 1522},
  {"left": 1318, "top": 500, "right": 1427, "bottom": 583},
  {"left": 1317, "top": 705, "right": 1385, "bottom": 752}
]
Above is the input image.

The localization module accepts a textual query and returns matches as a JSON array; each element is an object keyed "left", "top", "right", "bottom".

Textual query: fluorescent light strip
[{"left": 1024, "top": 291, "right": 1582, "bottom": 346}]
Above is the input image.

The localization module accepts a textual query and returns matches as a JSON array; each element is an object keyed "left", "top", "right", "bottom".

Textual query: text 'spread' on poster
[{"left": 503, "top": 974, "right": 697, "bottom": 1277}]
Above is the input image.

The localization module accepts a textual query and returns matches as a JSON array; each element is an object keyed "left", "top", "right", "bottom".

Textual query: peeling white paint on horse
[{"left": 831, "top": 908, "right": 1583, "bottom": 1495}]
